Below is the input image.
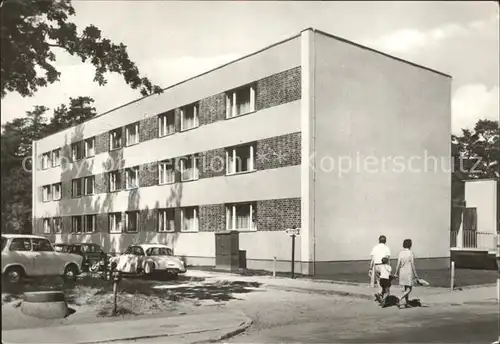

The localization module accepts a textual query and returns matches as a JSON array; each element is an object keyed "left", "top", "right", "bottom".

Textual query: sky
[{"left": 1, "top": 1, "right": 499, "bottom": 135}]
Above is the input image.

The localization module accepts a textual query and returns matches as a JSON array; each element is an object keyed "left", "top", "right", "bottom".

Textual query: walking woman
[{"left": 395, "top": 239, "right": 419, "bottom": 308}]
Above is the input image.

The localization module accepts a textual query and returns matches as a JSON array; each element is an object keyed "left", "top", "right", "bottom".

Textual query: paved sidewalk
[
  {"left": 185, "top": 269, "right": 499, "bottom": 305},
  {"left": 2, "top": 311, "right": 252, "bottom": 344}
]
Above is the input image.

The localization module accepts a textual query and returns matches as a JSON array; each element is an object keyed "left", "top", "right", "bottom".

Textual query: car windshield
[{"left": 146, "top": 247, "right": 173, "bottom": 256}]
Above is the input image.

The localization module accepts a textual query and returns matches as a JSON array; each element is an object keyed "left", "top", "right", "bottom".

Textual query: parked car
[
  {"left": 1, "top": 234, "right": 83, "bottom": 284},
  {"left": 53, "top": 243, "right": 109, "bottom": 272},
  {"left": 109, "top": 244, "right": 186, "bottom": 278}
]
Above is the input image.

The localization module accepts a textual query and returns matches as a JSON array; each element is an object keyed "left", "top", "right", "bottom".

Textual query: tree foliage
[
  {"left": 1, "top": 97, "right": 97, "bottom": 233},
  {"left": 452, "top": 119, "right": 499, "bottom": 179},
  {"left": 1, "top": 0, "right": 163, "bottom": 98}
]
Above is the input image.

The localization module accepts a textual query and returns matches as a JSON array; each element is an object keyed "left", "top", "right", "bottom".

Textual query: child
[{"left": 378, "top": 257, "right": 392, "bottom": 307}]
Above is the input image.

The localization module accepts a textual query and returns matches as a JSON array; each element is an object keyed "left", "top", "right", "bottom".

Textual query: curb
[{"left": 264, "top": 284, "right": 373, "bottom": 300}]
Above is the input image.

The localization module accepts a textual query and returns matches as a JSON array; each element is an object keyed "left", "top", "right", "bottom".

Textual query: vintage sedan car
[
  {"left": 53, "top": 243, "right": 109, "bottom": 272},
  {"left": 110, "top": 244, "right": 186, "bottom": 277},
  {"left": 1, "top": 234, "right": 83, "bottom": 284}
]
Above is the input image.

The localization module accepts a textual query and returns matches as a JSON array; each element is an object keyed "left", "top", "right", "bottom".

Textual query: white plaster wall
[
  {"left": 35, "top": 37, "right": 301, "bottom": 153},
  {"left": 465, "top": 180, "right": 498, "bottom": 234},
  {"left": 311, "top": 32, "right": 451, "bottom": 262},
  {"left": 36, "top": 165, "right": 301, "bottom": 217},
  {"left": 239, "top": 231, "right": 301, "bottom": 261},
  {"left": 36, "top": 101, "right": 300, "bottom": 185}
]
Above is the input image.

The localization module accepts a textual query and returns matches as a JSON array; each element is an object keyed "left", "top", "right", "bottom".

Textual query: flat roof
[{"left": 35, "top": 27, "right": 451, "bottom": 142}]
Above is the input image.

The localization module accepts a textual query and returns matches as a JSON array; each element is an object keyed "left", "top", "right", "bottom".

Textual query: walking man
[{"left": 369, "top": 235, "right": 391, "bottom": 298}]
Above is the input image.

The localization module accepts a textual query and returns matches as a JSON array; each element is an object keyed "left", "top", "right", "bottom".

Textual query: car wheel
[
  {"left": 89, "top": 263, "right": 100, "bottom": 273},
  {"left": 63, "top": 264, "right": 78, "bottom": 282},
  {"left": 4, "top": 266, "right": 25, "bottom": 285}
]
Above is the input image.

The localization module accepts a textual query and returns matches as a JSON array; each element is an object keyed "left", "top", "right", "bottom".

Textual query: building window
[
  {"left": 158, "top": 111, "right": 175, "bottom": 137},
  {"left": 43, "top": 218, "right": 51, "bottom": 234},
  {"left": 226, "top": 203, "right": 256, "bottom": 231},
  {"left": 42, "top": 153, "right": 51, "bottom": 170},
  {"left": 109, "top": 213, "right": 123, "bottom": 233},
  {"left": 84, "top": 215, "right": 96, "bottom": 233},
  {"left": 72, "top": 216, "right": 83, "bottom": 234},
  {"left": 181, "top": 103, "right": 199, "bottom": 131},
  {"left": 72, "top": 178, "right": 82, "bottom": 197},
  {"left": 84, "top": 137, "right": 95, "bottom": 157},
  {"left": 42, "top": 185, "right": 52, "bottom": 202},
  {"left": 125, "top": 167, "right": 139, "bottom": 189},
  {"left": 71, "top": 142, "right": 83, "bottom": 161},
  {"left": 226, "top": 144, "right": 255, "bottom": 175},
  {"left": 53, "top": 217, "right": 63, "bottom": 234},
  {"left": 125, "top": 122, "right": 140, "bottom": 146},
  {"left": 226, "top": 85, "right": 255, "bottom": 118},
  {"left": 83, "top": 176, "right": 95, "bottom": 195},
  {"left": 109, "top": 128, "right": 122, "bottom": 150},
  {"left": 158, "top": 208, "right": 175, "bottom": 232},
  {"left": 180, "top": 155, "right": 199, "bottom": 182},
  {"left": 52, "top": 183, "right": 62, "bottom": 201},
  {"left": 125, "top": 211, "right": 139, "bottom": 232},
  {"left": 181, "top": 207, "right": 198, "bottom": 232},
  {"left": 52, "top": 149, "right": 61, "bottom": 167},
  {"left": 109, "top": 171, "right": 121, "bottom": 192},
  {"left": 158, "top": 160, "right": 175, "bottom": 185}
]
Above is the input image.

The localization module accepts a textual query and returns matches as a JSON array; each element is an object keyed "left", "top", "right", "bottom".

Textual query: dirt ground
[{"left": 1, "top": 274, "right": 261, "bottom": 331}]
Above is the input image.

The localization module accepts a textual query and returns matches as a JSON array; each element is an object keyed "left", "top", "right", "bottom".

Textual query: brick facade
[
  {"left": 256, "top": 67, "right": 301, "bottom": 111},
  {"left": 95, "top": 132, "right": 109, "bottom": 155},
  {"left": 256, "top": 132, "right": 301, "bottom": 170},
  {"left": 256, "top": 197, "right": 301, "bottom": 231},
  {"left": 139, "top": 163, "right": 158, "bottom": 188},
  {"left": 140, "top": 116, "right": 158, "bottom": 142},
  {"left": 199, "top": 204, "right": 226, "bottom": 232},
  {"left": 35, "top": 197, "right": 300, "bottom": 235},
  {"left": 199, "top": 93, "right": 227, "bottom": 126},
  {"left": 199, "top": 148, "right": 226, "bottom": 179}
]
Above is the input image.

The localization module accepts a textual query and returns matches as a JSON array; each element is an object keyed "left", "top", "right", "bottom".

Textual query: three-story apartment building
[{"left": 33, "top": 28, "right": 452, "bottom": 275}]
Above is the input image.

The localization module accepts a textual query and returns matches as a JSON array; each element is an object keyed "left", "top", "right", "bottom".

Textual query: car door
[
  {"left": 7, "top": 238, "right": 36, "bottom": 276},
  {"left": 31, "top": 238, "right": 58, "bottom": 275}
]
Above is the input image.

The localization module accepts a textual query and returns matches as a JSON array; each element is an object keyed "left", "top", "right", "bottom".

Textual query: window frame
[
  {"left": 53, "top": 217, "right": 63, "bottom": 234},
  {"left": 72, "top": 215, "right": 83, "bottom": 234},
  {"left": 84, "top": 137, "right": 95, "bottom": 158},
  {"left": 83, "top": 176, "right": 95, "bottom": 196},
  {"left": 180, "top": 155, "right": 199, "bottom": 182},
  {"left": 84, "top": 214, "right": 96, "bottom": 233},
  {"left": 226, "top": 144, "right": 256, "bottom": 175},
  {"left": 226, "top": 84, "right": 256, "bottom": 119},
  {"left": 125, "top": 166, "right": 139, "bottom": 190},
  {"left": 158, "top": 160, "right": 175, "bottom": 185},
  {"left": 125, "top": 122, "right": 140, "bottom": 146},
  {"left": 125, "top": 211, "right": 139, "bottom": 233},
  {"left": 158, "top": 111, "right": 175, "bottom": 137},
  {"left": 41, "top": 153, "right": 51, "bottom": 170},
  {"left": 42, "top": 185, "right": 52, "bottom": 202},
  {"left": 109, "top": 212, "right": 123, "bottom": 233},
  {"left": 52, "top": 149, "right": 61, "bottom": 167},
  {"left": 43, "top": 217, "right": 52, "bottom": 234},
  {"left": 71, "top": 142, "right": 83, "bottom": 161},
  {"left": 226, "top": 202, "right": 257, "bottom": 231},
  {"left": 72, "top": 178, "right": 82, "bottom": 198},
  {"left": 180, "top": 206, "right": 199, "bottom": 232},
  {"left": 180, "top": 103, "right": 199, "bottom": 131},
  {"left": 157, "top": 208, "right": 175, "bottom": 233},
  {"left": 109, "top": 128, "right": 123, "bottom": 151},
  {"left": 108, "top": 170, "right": 121, "bottom": 192},
  {"left": 52, "top": 183, "right": 62, "bottom": 201}
]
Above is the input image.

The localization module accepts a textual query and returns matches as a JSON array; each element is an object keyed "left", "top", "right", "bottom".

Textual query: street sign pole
[{"left": 291, "top": 234, "right": 295, "bottom": 279}]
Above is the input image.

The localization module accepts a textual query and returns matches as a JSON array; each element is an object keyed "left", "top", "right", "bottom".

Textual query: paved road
[{"left": 224, "top": 288, "right": 499, "bottom": 344}]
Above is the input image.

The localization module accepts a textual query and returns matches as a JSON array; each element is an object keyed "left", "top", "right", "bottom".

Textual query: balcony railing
[{"left": 450, "top": 230, "right": 498, "bottom": 251}]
